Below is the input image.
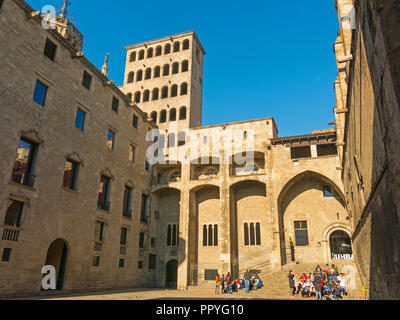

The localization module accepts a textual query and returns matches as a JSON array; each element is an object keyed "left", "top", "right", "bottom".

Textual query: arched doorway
[
  {"left": 330, "top": 230, "right": 353, "bottom": 259},
  {"left": 166, "top": 259, "right": 178, "bottom": 289},
  {"left": 45, "top": 239, "right": 69, "bottom": 290}
]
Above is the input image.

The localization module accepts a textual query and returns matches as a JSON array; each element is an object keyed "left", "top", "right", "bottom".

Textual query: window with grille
[
  {"left": 294, "top": 221, "right": 309, "bottom": 246},
  {"left": 94, "top": 221, "right": 105, "bottom": 242},
  {"left": 4, "top": 200, "right": 24, "bottom": 228}
]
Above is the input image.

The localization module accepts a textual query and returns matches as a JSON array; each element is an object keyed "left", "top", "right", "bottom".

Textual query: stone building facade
[
  {"left": 0, "top": 0, "right": 364, "bottom": 298},
  {"left": 334, "top": 0, "right": 400, "bottom": 299}
]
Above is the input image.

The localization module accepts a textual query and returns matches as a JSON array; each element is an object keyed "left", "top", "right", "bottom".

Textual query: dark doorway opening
[
  {"left": 166, "top": 259, "right": 178, "bottom": 289},
  {"left": 45, "top": 239, "right": 69, "bottom": 290}
]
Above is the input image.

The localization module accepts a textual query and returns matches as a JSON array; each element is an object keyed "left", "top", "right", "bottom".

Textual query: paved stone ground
[{"left": 20, "top": 288, "right": 356, "bottom": 301}]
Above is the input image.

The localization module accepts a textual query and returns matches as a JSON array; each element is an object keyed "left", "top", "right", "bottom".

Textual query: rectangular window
[
  {"left": 93, "top": 256, "right": 100, "bottom": 267},
  {"left": 44, "top": 38, "right": 57, "bottom": 61},
  {"left": 145, "top": 159, "right": 150, "bottom": 172},
  {"left": 82, "top": 71, "right": 92, "bottom": 90},
  {"left": 139, "top": 232, "right": 145, "bottom": 249},
  {"left": 205, "top": 269, "right": 218, "bottom": 281},
  {"left": 4, "top": 200, "right": 24, "bottom": 227},
  {"left": 120, "top": 228, "right": 128, "bottom": 245},
  {"left": 112, "top": 96, "right": 119, "bottom": 113},
  {"left": 291, "top": 146, "right": 312, "bottom": 159},
  {"left": 294, "top": 221, "right": 309, "bottom": 246},
  {"left": 151, "top": 237, "right": 156, "bottom": 248},
  {"left": 2, "top": 248, "right": 11, "bottom": 262},
  {"left": 141, "top": 194, "right": 149, "bottom": 223},
  {"left": 129, "top": 145, "right": 136, "bottom": 163},
  {"left": 98, "top": 175, "right": 111, "bottom": 211},
  {"left": 33, "top": 80, "right": 48, "bottom": 106},
  {"left": 317, "top": 144, "right": 338, "bottom": 157},
  {"left": 75, "top": 108, "right": 86, "bottom": 131},
  {"left": 63, "top": 160, "right": 79, "bottom": 190},
  {"left": 132, "top": 115, "right": 139, "bottom": 128},
  {"left": 11, "top": 138, "right": 38, "bottom": 187},
  {"left": 122, "top": 186, "right": 133, "bottom": 218},
  {"left": 107, "top": 129, "right": 115, "bottom": 149},
  {"left": 119, "top": 259, "right": 125, "bottom": 268},
  {"left": 138, "top": 261, "right": 143, "bottom": 269},
  {"left": 94, "top": 221, "right": 105, "bottom": 242},
  {"left": 148, "top": 254, "right": 156, "bottom": 270}
]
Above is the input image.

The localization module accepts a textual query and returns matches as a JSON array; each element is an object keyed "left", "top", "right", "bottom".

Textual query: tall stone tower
[{"left": 122, "top": 31, "right": 205, "bottom": 137}]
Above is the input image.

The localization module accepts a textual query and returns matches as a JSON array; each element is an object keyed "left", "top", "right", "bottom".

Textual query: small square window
[
  {"left": 33, "top": 80, "right": 48, "bottom": 106},
  {"left": 119, "top": 259, "right": 125, "bottom": 268},
  {"left": 82, "top": 71, "right": 92, "bottom": 90},
  {"left": 44, "top": 38, "right": 57, "bottom": 61},
  {"left": 112, "top": 96, "right": 119, "bottom": 113},
  {"left": 93, "top": 256, "right": 100, "bottom": 267},
  {"left": 2, "top": 248, "right": 11, "bottom": 262},
  {"left": 75, "top": 108, "right": 86, "bottom": 131}
]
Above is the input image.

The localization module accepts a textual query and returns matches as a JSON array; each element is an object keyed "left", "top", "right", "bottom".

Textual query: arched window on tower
[
  {"left": 179, "top": 107, "right": 187, "bottom": 120},
  {"left": 172, "top": 62, "right": 179, "bottom": 74},
  {"left": 183, "top": 39, "right": 190, "bottom": 50},
  {"left": 138, "top": 50, "right": 145, "bottom": 60},
  {"left": 163, "top": 64, "right": 170, "bottom": 76},
  {"left": 154, "top": 66, "right": 161, "bottom": 78},
  {"left": 181, "top": 83, "right": 188, "bottom": 95},
  {"left": 145, "top": 68, "right": 152, "bottom": 80},
  {"left": 134, "top": 91, "right": 141, "bottom": 103},
  {"left": 127, "top": 72, "right": 134, "bottom": 83},
  {"left": 173, "top": 41, "right": 180, "bottom": 52},
  {"left": 147, "top": 48, "right": 153, "bottom": 58},
  {"left": 171, "top": 85, "right": 178, "bottom": 97},
  {"left": 130, "top": 51, "right": 136, "bottom": 62},
  {"left": 143, "top": 90, "right": 150, "bottom": 102},
  {"left": 136, "top": 70, "right": 143, "bottom": 81},
  {"left": 150, "top": 111, "right": 157, "bottom": 123},
  {"left": 152, "top": 88, "right": 159, "bottom": 101},
  {"left": 161, "top": 86, "right": 169, "bottom": 99},
  {"left": 182, "top": 60, "right": 189, "bottom": 72},
  {"left": 170, "top": 108, "right": 177, "bottom": 122},
  {"left": 160, "top": 110, "right": 167, "bottom": 123},
  {"left": 156, "top": 46, "right": 162, "bottom": 56},
  {"left": 164, "top": 44, "right": 171, "bottom": 54}
]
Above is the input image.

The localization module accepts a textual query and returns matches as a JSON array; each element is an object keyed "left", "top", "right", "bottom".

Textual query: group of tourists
[
  {"left": 215, "top": 270, "right": 264, "bottom": 294},
  {"left": 288, "top": 264, "right": 347, "bottom": 300}
]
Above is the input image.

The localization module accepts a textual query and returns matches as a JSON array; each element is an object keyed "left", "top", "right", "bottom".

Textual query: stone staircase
[{"left": 263, "top": 262, "right": 366, "bottom": 300}]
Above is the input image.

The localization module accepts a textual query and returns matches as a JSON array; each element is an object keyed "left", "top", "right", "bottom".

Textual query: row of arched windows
[
  {"left": 128, "top": 83, "right": 188, "bottom": 104},
  {"left": 127, "top": 61, "right": 189, "bottom": 83},
  {"left": 152, "top": 131, "right": 187, "bottom": 148},
  {"left": 130, "top": 40, "right": 190, "bottom": 62},
  {"left": 244, "top": 223, "right": 261, "bottom": 246},
  {"left": 150, "top": 107, "right": 187, "bottom": 124},
  {"left": 203, "top": 225, "right": 218, "bottom": 247}
]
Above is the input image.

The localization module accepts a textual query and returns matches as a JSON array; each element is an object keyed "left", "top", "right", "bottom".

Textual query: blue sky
[{"left": 29, "top": 0, "right": 339, "bottom": 137}]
